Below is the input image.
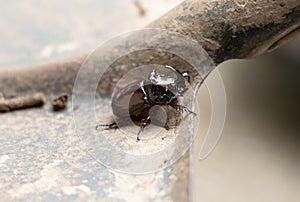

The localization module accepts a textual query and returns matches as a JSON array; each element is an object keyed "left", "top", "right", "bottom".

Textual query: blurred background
[
  {"left": 193, "top": 53, "right": 300, "bottom": 201},
  {"left": 0, "top": 0, "right": 181, "bottom": 68},
  {"left": 1, "top": 0, "right": 299, "bottom": 201}
]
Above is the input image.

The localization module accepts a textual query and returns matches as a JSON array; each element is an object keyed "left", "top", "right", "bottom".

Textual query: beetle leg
[
  {"left": 137, "top": 124, "right": 145, "bottom": 141},
  {"left": 137, "top": 116, "right": 150, "bottom": 141},
  {"left": 170, "top": 103, "right": 197, "bottom": 116},
  {"left": 96, "top": 121, "right": 118, "bottom": 130},
  {"left": 139, "top": 81, "right": 149, "bottom": 104}
]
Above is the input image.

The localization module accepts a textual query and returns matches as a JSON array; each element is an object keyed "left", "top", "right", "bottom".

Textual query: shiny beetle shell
[{"left": 97, "top": 65, "right": 196, "bottom": 141}]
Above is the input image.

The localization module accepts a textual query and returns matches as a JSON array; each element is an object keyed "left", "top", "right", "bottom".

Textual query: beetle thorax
[
  {"left": 144, "top": 84, "right": 176, "bottom": 104},
  {"left": 144, "top": 69, "right": 182, "bottom": 104}
]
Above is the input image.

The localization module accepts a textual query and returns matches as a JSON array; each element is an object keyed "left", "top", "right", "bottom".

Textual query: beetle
[{"left": 96, "top": 65, "right": 196, "bottom": 141}]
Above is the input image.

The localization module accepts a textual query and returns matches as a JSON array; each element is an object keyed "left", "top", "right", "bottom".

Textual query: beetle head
[{"left": 145, "top": 66, "right": 188, "bottom": 104}]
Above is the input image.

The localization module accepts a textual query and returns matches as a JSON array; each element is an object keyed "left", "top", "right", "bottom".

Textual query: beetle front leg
[
  {"left": 137, "top": 123, "right": 146, "bottom": 141},
  {"left": 170, "top": 102, "right": 196, "bottom": 116},
  {"left": 137, "top": 116, "right": 151, "bottom": 141},
  {"left": 139, "top": 81, "right": 149, "bottom": 104}
]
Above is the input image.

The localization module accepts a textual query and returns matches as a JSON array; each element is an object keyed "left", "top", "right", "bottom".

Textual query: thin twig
[
  {"left": 133, "top": 0, "right": 146, "bottom": 16},
  {"left": 0, "top": 93, "right": 46, "bottom": 112}
]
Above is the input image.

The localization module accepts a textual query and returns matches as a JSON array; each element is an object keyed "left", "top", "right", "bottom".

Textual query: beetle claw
[
  {"left": 136, "top": 120, "right": 149, "bottom": 141},
  {"left": 96, "top": 122, "right": 118, "bottom": 130},
  {"left": 170, "top": 104, "right": 196, "bottom": 116}
]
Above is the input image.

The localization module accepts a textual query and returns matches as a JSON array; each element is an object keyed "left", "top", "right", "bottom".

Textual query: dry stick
[
  {"left": 0, "top": 93, "right": 46, "bottom": 112},
  {"left": 133, "top": 0, "right": 146, "bottom": 16}
]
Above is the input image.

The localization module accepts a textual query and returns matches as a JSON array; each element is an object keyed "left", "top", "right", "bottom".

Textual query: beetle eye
[{"left": 182, "top": 71, "right": 189, "bottom": 77}]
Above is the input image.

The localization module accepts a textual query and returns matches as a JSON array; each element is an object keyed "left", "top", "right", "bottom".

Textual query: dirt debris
[{"left": 51, "top": 93, "right": 68, "bottom": 111}]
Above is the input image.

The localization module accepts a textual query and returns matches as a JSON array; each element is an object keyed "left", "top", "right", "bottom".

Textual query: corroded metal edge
[{"left": 148, "top": 0, "right": 300, "bottom": 63}]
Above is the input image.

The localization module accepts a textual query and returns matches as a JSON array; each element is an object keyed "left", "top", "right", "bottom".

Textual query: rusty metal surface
[
  {"left": 148, "top": 0, "right": 300, "bottom": 63},
  {"left": 1, "top": 0, "right": 300, "bottom": 201}
]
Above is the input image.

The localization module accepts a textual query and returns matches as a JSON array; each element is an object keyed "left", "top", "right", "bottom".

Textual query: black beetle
[{"left": 96, "top": 65, "right": 196, "bottom": 141}]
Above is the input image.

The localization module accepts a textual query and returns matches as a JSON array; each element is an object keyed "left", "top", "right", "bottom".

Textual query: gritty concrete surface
[
  {"left": 0, "top": 0, "right": 183, "bottom": 69},
  {"left": 0, "top": 1, "right": 190, "bottom": 201},
  {"left": 0, "top": 103, "right": 189, "bottom": 201}
]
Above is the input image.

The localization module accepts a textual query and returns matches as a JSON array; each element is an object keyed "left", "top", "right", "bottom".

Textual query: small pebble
[{"left": 51, "top": 93, "right": 68, "bottom": 111}]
